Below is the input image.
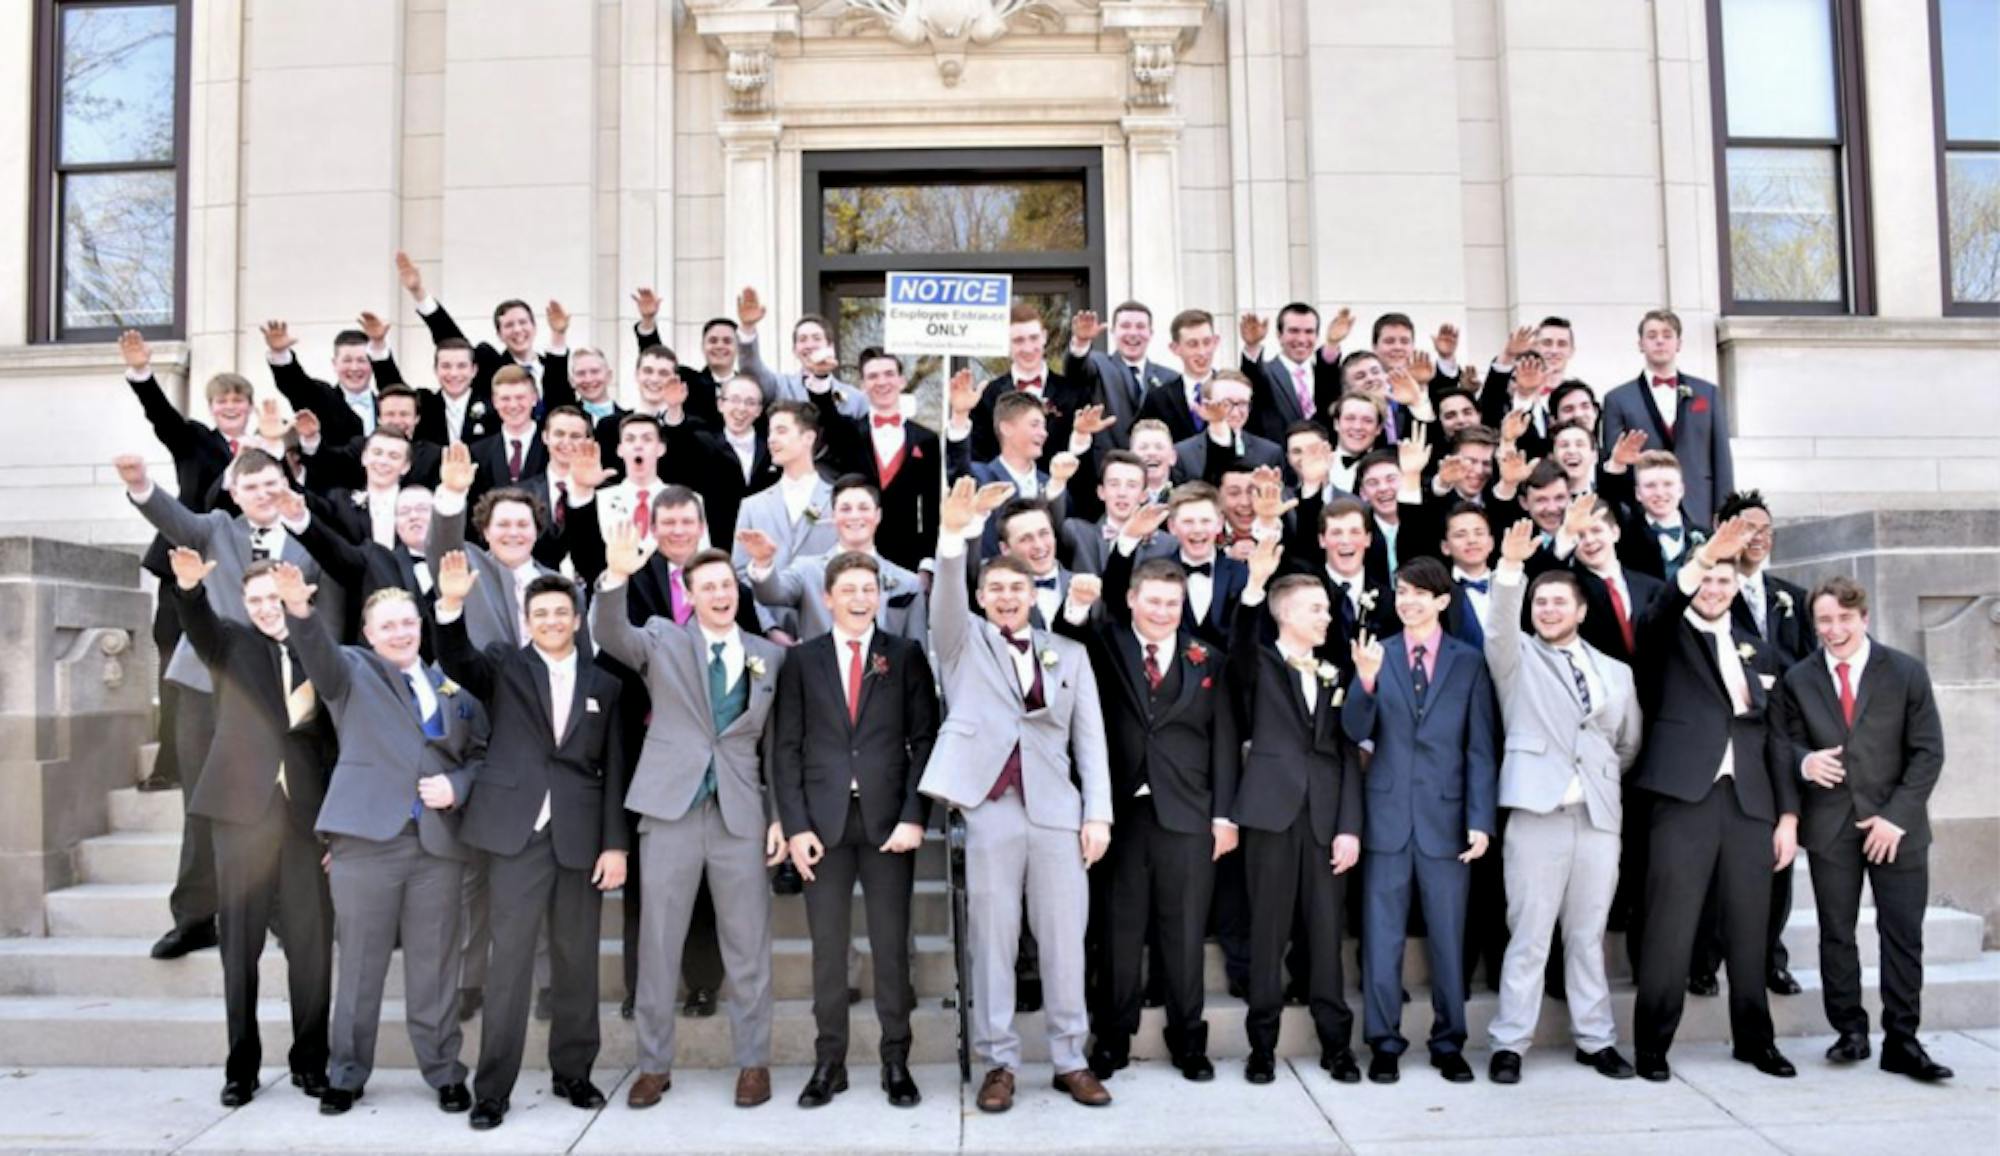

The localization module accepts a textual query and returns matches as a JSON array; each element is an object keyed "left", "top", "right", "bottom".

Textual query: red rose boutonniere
[
  {"left": 869, "top": 653, "right": 890, "bottom": 679},
  {"left": 1185, "top": 643, "right": 1209, "bottom": 666}
]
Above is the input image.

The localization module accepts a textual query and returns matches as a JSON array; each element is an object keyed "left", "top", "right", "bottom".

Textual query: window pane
[
  {"left": 62, "top": 170, "right": 177, "bottom": 331},
  {"left": 1946, "top": 151, "right": 2000, "bottom": 303},
  {"left": 822, "top": 182, "right": 1087, "bottom": 255},
  {"left": 59, "top": 3, "right": 177, "bottom": 166},
  {"left": 1725, "top": 147, "right": 1844, "bottom": 303},
  {"left": 1720, "top": 0, "right": 1838, "bottom": 140},
  {"left": 1941, "top": 0, "right": 2000, "bottom": 142}
]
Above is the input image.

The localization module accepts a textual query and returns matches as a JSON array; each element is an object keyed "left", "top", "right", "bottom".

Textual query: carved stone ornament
[
  {"left": 686, "top": 1, "right": 801, "bottom": 115},
  {"left": 837, "top": 0, "right": 1067, "bottom": 86}
]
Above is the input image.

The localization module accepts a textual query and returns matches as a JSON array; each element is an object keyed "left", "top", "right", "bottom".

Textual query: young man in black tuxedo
[
  {"left": 1059, "top": 556, "right": 1239, "bottom": 1083},
  {"left": 1776, "top": 577, "right": 1951, "bottom": 1082},
  {"left": 1228, "top": 539, "right": 1365, "bottom": 1086},
  {"left": 1236, "top": 303, "right": 1343, "bottom": 444},
  {"left": 170, "top": 550, "right": 335, "bottom": 1109},
  {"left": 1100, "top": 486, "right": 1246, "bottom": 649},
  {"left": 1628, "top": 517, "right": 1800, "bottom": 1083},
  {"left": 466, "top": 369, "right": 549, "bottom": 508},
  {"left": 808, "top": 348, "right": 942, "bottom": 574},
  {"left": 967, "top": 302, "right": 1090, "bottom": 465},
  {"left": 433, "top": 556, "right": 628, "bottom": 1129},
  {"left": 397, "top": 251, "right": 552, "bottom": 400},
  {"left": 772, "top": 552, "right": 939, "bottom": 1110}
]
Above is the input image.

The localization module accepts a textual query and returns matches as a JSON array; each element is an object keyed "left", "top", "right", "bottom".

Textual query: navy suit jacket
[{"left": 1341, "top": 631, "right": 1499, "bottom": 857}]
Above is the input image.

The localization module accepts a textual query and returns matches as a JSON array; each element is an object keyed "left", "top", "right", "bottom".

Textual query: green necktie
[{"left": 692, "top": 641, "right": 727, "bottom": 807}]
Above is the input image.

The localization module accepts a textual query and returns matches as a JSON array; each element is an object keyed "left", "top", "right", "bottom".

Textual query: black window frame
[
  {"left": 1929, "top": 0, "right": 2000, "bottom": 316},
  {"left": 30, "top": 0, "right": 192, "bottom": 343}
]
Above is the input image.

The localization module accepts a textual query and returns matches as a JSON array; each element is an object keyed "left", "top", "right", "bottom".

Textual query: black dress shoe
[
  {"left": 1489, "top": 1050, "right": 1521, "bottom": 1084},
  {"left": 1431, "top": 1052, "right": 1474, "bottom": 1083},
  {"left": 797, "top": 1062, "right": 848, "bottom": 1108},
  {"left": 1245, "top": 1051, "right": 1277, "bottom": 1084},
  {"left": 551, "top": 1076, "right": 606, "bottom": 1109},
  {"left": 1766, "top": 967, "right": 1802, "bottom": 996},
  {"left": 1731, "top": 1045, "right": 1797, "bottom": 1078},
  {"left": 1686, "top": 973, "right": 1720, "bottom": 997},
  {"left": 469, "top": 1099, "right": 508, "bottom": 1130},
  {"left": 683, "top": 987, "right": 718, "bottom": 1017},
  {"left": 438, "top": 1081, "right": 473, "bottom": 1112},
  {"left": 1226, "top": 978, "right": 1248, "bottom": 1001},
  {"left": 1322, "top": 1049, "right": 1361, "bottom": 1084},
  {"left": 619, "top": 994, "right": 636, "bottom": 1020},
  {"left": 220, "top": 1079, "right": 257, "bottom": 1108},
  {"left": 1368, "top": 1052, "right": 1400, "bottom": 1084},
  {"left": 1635, "top": 1052, "right": 1671, "bottom": 1082},
  {"left": 290, "top": 1071, "right": 329, "bottom": 1099},
  {"left": 1575, "top": 1047, "right": 1635, "bottom": 1079},
  {"left": 771, "top": 860, "right": 805, "bottom": 895},
  {"left": 881, "top": 1061, "right": 922, "bottom": 1107},
  {"left": 149, "top": 921, "right": 218, "bottom": 960},
  {"left": 457, "top": 987, "right": 483, "bottom": 1023},
  {"left": 1177, "top": 1053, "right": 1215, "bottom": 1082},
  {"left": 1826, "top": 1033, "right": 1872, "bottom": 1063},
  {"left": 534, "top": 987, "right": 553, "bottom": 1021},
  {"left": 318, "top": 1087, "right": 362, "bottom": 1115},
  {"left": 1881, "top": 1041, "right": 1953, "bottom": 1082},
  {"left": 1015, "top": 977, "right": 1043, "bottom": 1014},
  {"left": 1087, "top": 1042, "right": 1129, "bottom": 1080}
]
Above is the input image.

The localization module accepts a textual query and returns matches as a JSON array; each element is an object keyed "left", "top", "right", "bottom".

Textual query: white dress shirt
[
  {"left": 869, "top": 414, "right": 907, "bottom": 464},
  {"left": 366, "top": 487, "right": 398, "bottom": 549},
  {"left": 1452, "top": 565, "right": 1494, "bottom": 633},
  {"left": 1739, "top": 568, "right": 1769, "bottom": 637},
  {"left": 1180, "top": 553, "right": 1216, "bottom": 624},
  {"left": 697, "top": 623, "right": 747, "bottom": 692},
  {"left": 400, "top": 659, "right": 439, "bottom": 720},
  {"left": 1648, "top": 378, "right": 1680, "bottom": 434},
  {"left": 726, "top": 430, "right": 759, "bottom": 483},
  {"left": 1685, "top": 609, "right": 1752, "bottom": 781},
  {"left": 778, "top": 471, "right": 820, "bottom": 526},
  {"left": 443, "top": 391, "right": 473, "bottom": 444},
  {"left": 833, "top": 625, "right": 874, "bottom": 790},
  {"left": 508, "top": 558, "right": 542, "bottom": 642}
]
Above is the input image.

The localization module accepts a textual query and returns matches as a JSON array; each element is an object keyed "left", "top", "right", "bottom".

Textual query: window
[
  {"left": 1933, "top": 0, "right": 2000, "bottom": 312},
  {"left": 1707, "top": 0, "right": 1873, "bottom": 313},
  {"left": 804, "top": 149, "right": 1105, "bottom": 412},
  {"left": 31, "top": 0, "right": 190, "bottom": 341}
]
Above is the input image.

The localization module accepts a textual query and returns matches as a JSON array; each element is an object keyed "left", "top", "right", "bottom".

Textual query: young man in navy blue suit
[{"left": 1342, "top": 556, "right": 1498, "bottom": 1085}]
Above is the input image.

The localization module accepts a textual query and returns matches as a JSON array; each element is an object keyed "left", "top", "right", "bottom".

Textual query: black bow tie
[
  {"left": 1033, "top": 576, "right": 1059, "bottom": 590},
  {"left": 1182, "top": 560, "right": 1212, "bottom": 577},
  {"left": 1340, "top": 452, "right": 1366, "bottom": 468},
  {"left": 1651, "top": 523, "right": 1684, "bottom": 541},
  {"left": 1457, "top": 576, "right": 1490, "bottom": 594}
]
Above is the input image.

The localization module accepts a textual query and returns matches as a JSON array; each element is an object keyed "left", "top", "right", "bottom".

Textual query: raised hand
[
  {"left": 1252, "top": 478, "right": 1297, "bottom": 523},
  {"left": 1462, "top": 362, "right": 1482, "bottom": 393},
  {"left": 1123, "top": 501, "right": 1171, "bottom": 542},
  {"left": 1388, "top": 367, "right": 1423, "bottom": 409},
  {"left": 1500, "top": 408, "right": 1531, "bottom": 449},
  {"left": 256, "top": 398, "right": 291, "bottom": 442},
  {"left": 663, "top": 372, "right": 688, "bottom": 412},
  {"left": 1066, "top": 572, "right": 1103, "bottom": 612},
  {"left": 973, "top": 481, "right": 1016, "bottom": 516},
  {"left": 545, "top": 299, "right": 570, "bottom": 337},
  {"left": 1239, "top": 311, "right": 1268, "bottom": 350},
  {"left": 1702, "top": 514, "right": 1754, "bottom": 563},
  {"left": 167, "top": 547, "right": 216, "bottom": 590},
  {"left": 114, "top": 453, "right": 149, "bottom": 490},
  {"left": 948, "top": 368, "right": 979, "bottom": 421},
  {"left": 118, "top": 329, "right": 151, "bottom": 373},
  {"left": 435, "top": 550, "right": 479, "bottom": 607},
  {"left": 735, "top": 527, "right": 779, "bottom": 567},
  {"left": 271, "top": 561, "right": 317, "bottom": 611},
  {"left": 1513, "top": 351, "right": 1547, "bottom": 396},
  {"left": 1324, "top": 307, "right": 1355, "bottom": 348},
  {"left": 1070, "top": 309, "right": 1101, "bottom": 347},
  {"left": 567, "top": 444, "right": 617, "bottom": 491},
  {"left": 803, "top": 345, "right": 838, "bottom": 377},
  {"left": 274, "top": 487, "right": 307, "bottom": 524},
  {"left": 1435, "top": 455, "right": 1469, "bottom": 494},
  {"left": 1350, "top": 628, "right": 1384, "bottom": 687},
  {"left": 605, "top": 520, "right": 657, "bottom": 579},
  {"left": 357, "top": 311, "right": 390, "bottom": 345},
  {"left": 1199, "top": 394, "right": 1235, "bottom": 429},
  {"left": 940, "top": 477, "right": 979, "bottom": 536},
  {"left": 1398, "top": 422, "right": 1432, "bottom": 478},
  {"left": 1246, "top": 533, "right": 1283, "bottom": 591},
  {"left": 1249, "top": 464, "right": 1285, "bottom": 494},
  {"left": 1497, "top": 447, "right": 1535, "bottom": 488},
  {"left": 1433, "top": 322, "right": 1460, "bottom": 361},
  {"left": 1609, "top": 428, "right": 1648, "bottom": 468},
  {"left": 1048, "top": 452, "right": 1081, "bottom": 491},
  {"left": 631, "top": 286, "right": 661, "bottom": 326},
  {"left": 1409, "top": 349, "right": 1436, "bottom": 387},
  {"left": 1502, "top": 323, "right": 1536, "bottom": 361},
  {"left": 736, "top": 286, "right": 765, "bottom": 330},
  {"left": 260, "top": 320, "right": 296, "bottom": 355},
  {"left": 1296, "top": 436, "right": 1334, "bottom": 491},
  {"left": 439, "top": 442, "right": 477, "bottom": 496},
  {"left": 293, "top": 408, "right": 320, "bottom": 443},
  {"left": 1070, "top": 404, "right": 1115, "bottom": 439},
  {"left": 1560, "top": 492, "right": 1600, "bottom": 541},
  {"left": 395, "top": 250, "right": 424, "bottom": 299},
  {"left": 1498, "top": 518, "right": 1537, "bottom": 568}
]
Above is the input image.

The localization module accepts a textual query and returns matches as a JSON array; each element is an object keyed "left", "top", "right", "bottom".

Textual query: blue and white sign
[{"left": 882, "top": 271, "right": 1013, "bottom": 357}]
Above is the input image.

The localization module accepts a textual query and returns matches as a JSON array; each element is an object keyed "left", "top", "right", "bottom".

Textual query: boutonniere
[
  {"left": 437, "top": 678, "right": 461, "bottom": 697},
  {"left": 911, "top": 444, "right": 925, "bottom": 459},
  {"left": 1735, "top": 642, "right": 1757, "bottom": 663},
  {"left": 471, "top": 401, "right": 488, "bottom": 418},
  {"left": 1676, "top": 384, "right": 1693, "bottom": 401},
  {"left": 746, "top": 655, "right": 768, "bottom": 680},
  {"left": 1315, "top": 662, "right": 1339, "bottom": 686},
  {"left": 1185, "top": 642, "right": 1209, "bottom": 666},
  {"left": 803, "top": 505, "right": 823, "bottom": 524},
  {"left": 1147, "top": 373, "right": 1162, "bottom": 390},
  {"left": 1038, "top": 648, "right": 1060, "bottom": 670},
  {"left": 349, "top": 491, "right": 368, "bottom": 508},
  {"left": 471, "top": 422, "right": 486, "bottom": 437},
  {"left": 869, "top": 653, "right": 890, "bottom": 679},
  {"left": 1356, "top": 588, "right": 1379, "bottom": 612},
  {"left": 1330, "top": 685, "right": 1346, "bottom": 707},
  {"left": 1776, "top": 589, "right": 1794, "bottom": 616}
]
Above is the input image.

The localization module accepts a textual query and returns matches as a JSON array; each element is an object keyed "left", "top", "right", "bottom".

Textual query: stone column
[
  {"left": 0, "top": 540, "right": 156, "bottom": 935},
  {"left": 1222, "top": 0, "right": 1295, "bottom": 335},
  {"left": 1105, "top": 1, "right": 1211, "bottom": 347}
]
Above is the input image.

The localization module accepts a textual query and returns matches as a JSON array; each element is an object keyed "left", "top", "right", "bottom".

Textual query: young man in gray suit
[
  {"left": 730, "top": 400, "right": 838, "bottom": 639},
  {"left": 742, "top": 474, "right": 928, "bottom": 647},
  {"left": 1482, "top": 519, "right": 1643, "bottom": 1085},
  {"left": 922, "top": 477, "right": 1114, "bottom": 1114},
  {"left": 274, "top": 568, "right": 483, "bottom": 1117},
  {"left": 591, "top": 527, "right": 789, "bottom": 1110}
]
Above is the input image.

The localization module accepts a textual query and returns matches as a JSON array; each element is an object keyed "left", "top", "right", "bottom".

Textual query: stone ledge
[
  {"left": 0, "top": 342, "right": 189, "bottom": 379},
  {"left": 1719, "top": 315, "right": 2000, "bottom": 348},
  {"left": 0, "top": 538, "right": 145, "bottom": 587}
]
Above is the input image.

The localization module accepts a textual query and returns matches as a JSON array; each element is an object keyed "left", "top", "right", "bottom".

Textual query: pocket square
[
  {"left": 1758, "top": 673, "right": 1776, "bottom": 689},
  {"left": 586, "top": 697, "right": 601, "bottom": 713}
]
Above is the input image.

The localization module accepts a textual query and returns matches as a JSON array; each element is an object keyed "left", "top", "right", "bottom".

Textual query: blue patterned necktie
[{"left": 1563, "top": 648, "right": 1593, "bottom": 714}]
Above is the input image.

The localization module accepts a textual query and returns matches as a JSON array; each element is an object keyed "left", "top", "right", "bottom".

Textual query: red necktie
[
  {"left": 227, "top": 437, "right": 239, "bottom": 457},
  {"left": 873, "top": 415, "right": 900, "bottom": 428},
  {"left": 1606, "top": 578, "right": 1635, "bottom": 656},
  {"left": 1836, "top": 661, "right": 1855, "bottom": 727},
  {"left": 632, "top": 488, "right": 649, "bottom": 533},
  {"left": 507, "top": 438, "right": 524, "bottom": 481},
  {"left": 553, "top": 481, "right": 568, "bottom": 529},
  {"left": 846, "top": 639, "right": 864, "bottom": 724},
  {"left": 1143, "top": 642, "right": 1163, "bottom": 692}
]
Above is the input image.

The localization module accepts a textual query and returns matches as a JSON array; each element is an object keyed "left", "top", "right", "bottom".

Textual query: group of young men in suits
[{"left": 120, "top": 262, "right": 1954, "bottom": 1123}]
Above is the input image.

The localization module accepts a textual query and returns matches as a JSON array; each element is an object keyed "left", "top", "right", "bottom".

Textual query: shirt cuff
[
  {"left": 416, "top": 295, "right": 439, "bottom": 316},
  {"left": 1212, "top": 818, "right": 1238, "bottom": 830},
  {"left": 300, "top": 434, "right": 321, "bottom": 455},
  {"left": 434, "top": 603, "right": 463, "bottom": 626},
  {"left": 1493, "top": 567, "right": 1525, "bottom": 588},
  {"left": 125, "top": 368, "right": 150, "bottom": 383},
  {"left": 266, "top": 349, "right": 295, "bottom": 367},
  {"left": 946, "top": 421, "right": 970, "bottom": 443},
  {"left": 368, "top": 342, "right": 392, "bottom": 361},
  {"left": 1240, "top": 588, "right": 1266, "bottom": 608},
  {"left": 127, "top": 482, "right": 158, "bottom": 506},
  {"left": 545, "top": 341, "right": 568, "bottom": 357},
  {"left": 1061, "top": 599, "right": 1091, "bottom": 626},
  {"left": 936, "top": 532, "right": 969, "bottom": 560},
  {"left": 746, "top": 560, "right": 774, "bottom": 582},
  {"left": 433, "top": 488, "right": 467, "bottom": 518},
  {"left": 1067, "top": 431, "right": 1093, "bottom": 456},
  {"left": 281, "top": 510, "right": 312, "bottom": 535},
  {"left": 1437, "top": 357, "right": 1459, "bottom": 377}
]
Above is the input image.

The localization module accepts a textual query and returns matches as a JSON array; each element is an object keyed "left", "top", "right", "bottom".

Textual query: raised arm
[
  {"left": 426, "top": 441, "right": 478, "bottom": 559},
  {"left": 275, "top": 563, "right": 352, "bottom": 702},
  {"left": 431, "top": 551, "right": 501, "bottom": 701},
  {"left": 1483, "top": 519, "right": 1536, "bottom": 689},
  {"left": 117, "top": 455, "right": 219, "bottom": 550},
  {"left": 166, "top": 549, "right": 228, "bottom": 666}
]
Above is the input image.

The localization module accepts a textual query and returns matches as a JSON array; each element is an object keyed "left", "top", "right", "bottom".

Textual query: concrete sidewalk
[{"left": 2, "top": 1032, "right": 1994, "bottom": 1155}]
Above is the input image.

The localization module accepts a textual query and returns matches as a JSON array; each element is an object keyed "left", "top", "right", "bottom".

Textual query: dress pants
[
  {"left": 634, "top": 800, "right": 773, "bottom": 1072},
  {"left": 962, "top": 790, "right": 1091, "bottom": 1073},
  {"left": 458, "top": 857, "right": 553, "bottom": 996},
  {"left": 473, "top": 828, "right": 604, "bottom": 1104},
  {"left": 1098, "top": 798, "right": 1213, "bottom": 1052},
  {"left": 1362, "top": 847, "right": 1470, "bottom": 1056},
  {"left": 1487, "top": 805, "right": 1620, "bottom": 1055},
  {"left": 1692, "top": 863, "right": 1793, "bottom": 981},
  {"left": 326, "top": 830, "right": 467, "bottom": 1092},
  {"left": 804, "top": 800, "right": 916, "bottom": 1065},
  {"left": 169, "top": 687, "right": 219, "bottom": 931},
  {"left": 212, "top": 793, "right": 332, "bottom": 1086},
  {"left": 1243, "top": 810, "right": 1352, "bottom": 1056},
  {"left": 617, "top": 809, "right": 724, "bottom": 1003},
  {"left": 1634, "top": 778, "right": 1778, "bottom": 1057},
  {"left": 1809, "top": 823, "right": 1929, "bottom": 1044}
]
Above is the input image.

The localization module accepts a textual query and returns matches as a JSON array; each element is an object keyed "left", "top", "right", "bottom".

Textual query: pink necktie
[{"left": 1292, "top": 364, "right": 1312, "bottom": 416}]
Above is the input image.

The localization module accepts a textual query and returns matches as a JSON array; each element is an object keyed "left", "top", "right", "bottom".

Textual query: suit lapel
[
  {"left": 521, "top": 652, "right": 558, "bottom": 744},
  {"left": 819, "top": 635, "right": 856, "bottom": 733},
  {"left": 854, "top": 632, "right": 890, "bottom": 726},
  {"left": 1632, "top": 376, "right": 1677, "bottom": 451},
  {"left": 1155, "top": 634, "right": 1207, "bottom": 725},
  {"left": 1110, "top": 627, "right": 1153, "bottom": 717},
  {"left": 1848, "top": 648, "right": 1879, "bottom": 730}
]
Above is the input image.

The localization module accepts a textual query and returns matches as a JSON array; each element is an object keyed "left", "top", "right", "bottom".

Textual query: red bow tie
[
  {"left": 1652, "top": 375, "right": 1677, "bottom": 388},
  {"left": 872, "top": 415, "right": 901, "bottom": 428},
  {"left": 1016, "top": 377, "right": 1042, "bottom": 392}
]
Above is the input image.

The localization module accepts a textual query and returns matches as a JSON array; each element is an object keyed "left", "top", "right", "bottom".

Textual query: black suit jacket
[
  {"left": 270, "top": 355, "right": 375, "bottom": 447},
  {"left": 634, "top": 323, "right": 724, "bottom": 427},
  {"left": 435, "top": 619, "right": 627, "bottom": 869},
  {"left": 301, "top": 438, "right": 443, "bottom": 500},
  {"left": 810, "top": 394, "right": 942, "bottom": 573},
  {"left": 1064, "top": 347, "right": 1181, "bottom": 446},
  {"left": 1774, "top": 643, "right": 1945, "bottom": 855},
  {"left": 1731, "top": 572, "right": 1812, "bottom": 667},
  {"left": 771, "top": 631, "right": 939, "bottom": 845},
  {"left": 1240, "top": 350, "right": 1340, "bottom": 443},
  {"left": 127, "top": 373, "right": 235, "bottom": 582},
  {"left": 1568, "top": 563, "right": 1664, "bottom": 667},
  {"left": 968, "top": 370, "right": 1090, "bottom": 466},
  {"left": 659, "top": 417, "right": 773, "bottom": 547},
  {"left": 1137, "top": 378, "right": 1203, "bottom": 444},
  {"left": 414, "top": 386, "right": 494, "bottom": 447},
  {"left": 1102, "top": 541, "right": 1245, "bottom": 649},
  {"left": 467, "top": 429, "right": 549, "bottom": 509},
  {"left": 174, "top": 583, "right": 335, "bottom": 829},
  {"left": 417, "top": 300, "right": 548, "bottom": 405},
  {"left": 1630, "top": 576, "right": 1798, "bottom": 823},
  {"left": 291, "top": 505, "right": 435, "bottom": 653},
  {"left": 1226, "top": 598, "right": 1362, "bottom": 845}
]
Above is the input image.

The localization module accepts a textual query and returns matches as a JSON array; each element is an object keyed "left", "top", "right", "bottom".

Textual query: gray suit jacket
[
  {"left": 919, "top": 541, "right": 1111, "bottom": 831},
  {"left": 739, "top": 331, "right": 870, "bottom": 417},
  {"left": 1484, "top": 572, "right": 1642, "bottom": 833},
  {"left": 426, "top": 490, "right": 560, "bottom": 650},
  {"left": 748, "top": 550, "right": 929, "bottom": 648},
  {"left": 590, "top": 580, "right": 786, "bottom": 840},
  {"left": 1599, "top": 372, "right": 1734, "bottom": 524},
  {"left": 133, "top": 486, "right": 342, "bottom": 693},
  {"left": 285, "top": 604, "right": 485, "bottom": 859},
  {"left": 730, "top": 476, "right": 839, "bottom": 632}
]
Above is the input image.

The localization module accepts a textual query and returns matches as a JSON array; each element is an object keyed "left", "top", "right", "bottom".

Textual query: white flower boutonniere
[
  {"left": 349, "top": 491, "right": 368, "bottom": 508},
  {"left": 1776, "top": 590, "right": 1794, "bottom": 616},
  {"left": 437, "top": 678, "right": 461, "bottom": 697},
  {"left": 1735, "top": 642, "right": 1757, "bottom": 663},
  {"left": 1316, "top": 662, "right": 1339, "bottom": 686},
  {"left": 1676, "top": 384, "right": 1694, "bottom": 401},
  {"left": 1330, "top": 685, "right": 1347, "bottom": 708},
  {"left": 1356, "top": 589, "right": 1379, "bottom": 612},
  {"left": 803, "top": 506, "right": 824, "bottom": 524},
  {"left": 471, "top": 401, "right": 487, "bottom": 418},
  {"left": 1039, "top": 649, "right": 1060, "bottom": 670},
  {"left": 746, "top": 655, "right": 768, "bottom": 680}
]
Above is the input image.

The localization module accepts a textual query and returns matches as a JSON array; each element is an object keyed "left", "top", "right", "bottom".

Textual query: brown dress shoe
[
  {"left": 1052, "top": 1068, "right": 1113, "bottom": 1107},
  {"left": 734, "top": 1067, "right": 772, "bottom": 1107},
  {"left": 627, "top": 1071, "right": 671, "bottom": 1109},
  {"left": 976, "top": 1067, "right": 1015, "bottom": 1113}
]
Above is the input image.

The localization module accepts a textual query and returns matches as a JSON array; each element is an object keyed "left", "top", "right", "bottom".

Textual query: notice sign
[{"left": 882, "top": 271, "right": 1013, "bottom": 357}]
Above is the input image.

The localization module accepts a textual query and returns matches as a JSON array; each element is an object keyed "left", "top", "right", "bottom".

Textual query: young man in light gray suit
[
  {"left": 922, "top": 477, "right": 1114, "bottom": 1114},
  {"left": 275, "top": 569, "right": 483, "bottom": 1117},
  {"left": 742, "top": 474, "right": 928, "bottom": 647},
  {"left": 1482, "top": 519, "right": 1643, "bottom": 1085},
  {"left": 736, "top": 291, "right": 870, "bottom": 418},
  {"left": 590, "top": 527, "right": 789, "bottom": 1111},
  {"left": 730, "top": 400, "right": 838, "bottom": 639}
]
